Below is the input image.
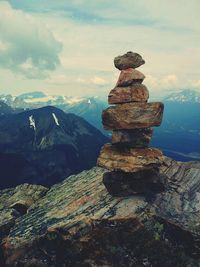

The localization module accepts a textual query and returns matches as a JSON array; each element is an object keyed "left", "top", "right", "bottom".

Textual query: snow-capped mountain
[
  {"left": 0, "top": 92, "right": 108, "bottom": 133},
  {"left": 0, "top": 91, "right": 86, "bottom": 109},
  {"left": 164, "top": 89, "right": 200, "bottom": 103},
  {"left": 1, "top": 89, "right": 200, "bottom": 162},
  {"left": 0, "top": 106, "right": 108, "bottom": 189},
  {"left": 63, "top": 97, "right": 108, "bottom": 133},
  {"left": 17, "top": 91, "right": 46, "bottom": 100},
  {"left": 0, "top": 101, "right": 14, "bottom": 116}
]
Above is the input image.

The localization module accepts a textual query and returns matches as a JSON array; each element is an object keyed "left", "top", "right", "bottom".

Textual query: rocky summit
[
  {"left": 98, "top": 51, "right": 164, "bottom": 196},
  {"left": 1, "top": 159, "right": 200, "bottom": 266},
  {"left": 0, "top": 184, "right": 48, "bottom": 242}
]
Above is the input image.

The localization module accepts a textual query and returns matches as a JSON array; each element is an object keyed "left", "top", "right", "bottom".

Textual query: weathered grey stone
[
  {"left": 0, "top": 209, "right": 20, "bottom": 240},
  {"left": 0, "top": 184, "right": 48, "bottom": 239},
  {"left": 114, "top": 51, "right": 145, "bottom": 70},
  {"left": 112, "top": 128, "right": 153, "bottom": 147},
  {"left": 0, "top": 184, "right": 48, "bottom": 210},
  {"left": 102, "top": 102, "right": 164, "bottom": 130},
  {"left": 108, "top": 84, "right": 149, "bottom": 104}
]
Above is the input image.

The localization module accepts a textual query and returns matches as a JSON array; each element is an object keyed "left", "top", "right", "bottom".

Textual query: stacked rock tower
[{"left": 97, "top": 52, "right": 165, "bottom": 196}]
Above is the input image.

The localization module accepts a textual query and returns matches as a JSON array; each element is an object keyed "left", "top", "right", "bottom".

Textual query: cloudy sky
[{"left": 0, "top": 0, "right": 200, "bottom": 97}]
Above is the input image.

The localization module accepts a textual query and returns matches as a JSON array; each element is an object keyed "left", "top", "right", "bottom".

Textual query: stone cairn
[{"left": 97, "top": 51, "right": 165, "bottom": 196}]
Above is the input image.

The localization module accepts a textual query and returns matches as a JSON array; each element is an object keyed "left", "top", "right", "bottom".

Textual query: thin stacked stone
[{"left": 97, "top": 51, "right": 165, "bottom": 196}]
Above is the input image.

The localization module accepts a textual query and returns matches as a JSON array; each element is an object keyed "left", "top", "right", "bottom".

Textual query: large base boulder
[{"left": 103, "top": 169, "right": 166, "bottom": 196}]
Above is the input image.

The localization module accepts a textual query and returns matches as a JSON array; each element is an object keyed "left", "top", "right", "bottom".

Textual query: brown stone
[
  {"left": 114, "top": 51, "right": 145, "bottom": 70},
  {"left": 116, "top": 68, "right": 145, "bottom": 87},
  {"left": 108, "top": 84, "right": 149, "bottom": 104},
  {"left": 103, "top": 169, "right": 166, "bottom": 196},
  {"left": 97, "top": 144, "right": 164, "bottom": 172},
  {"left": 102, "top": 102, "right": 164, "bottom": 130},
  {"left": 112, "top": 128, "right": 153, "bottom": 147}
]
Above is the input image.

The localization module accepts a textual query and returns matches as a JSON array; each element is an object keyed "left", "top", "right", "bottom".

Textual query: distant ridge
[{"left": 164, "top": 89, "right": 200, "bottom": 103}]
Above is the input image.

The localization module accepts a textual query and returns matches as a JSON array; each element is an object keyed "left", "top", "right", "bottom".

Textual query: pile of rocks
[{"left": 97, "top": 52, "right": 165, "bottom": 196}]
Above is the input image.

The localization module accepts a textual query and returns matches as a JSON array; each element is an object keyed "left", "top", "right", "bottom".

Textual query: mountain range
[
  {"left": 0, "top": 89, "right": 200, "bottom": 163},
  {"left": 152, "top": 89, "right": 200, "bottom": 161},
  {"left": 0, "top": 106, "right": 108, "bottom": 189},
  {"left": 0, "top": 92, "right": 108, "bottom": 133},
  {"left": 164, "top": 89, "right": 200, "bottom": 103},
  {"left": 0, "top": 101, "right": 13, "bottom": 116}
]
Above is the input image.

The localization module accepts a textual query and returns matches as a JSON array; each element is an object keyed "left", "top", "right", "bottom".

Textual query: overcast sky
[{"left": 0, "top": 0, "right": 200, "bottom": 97}]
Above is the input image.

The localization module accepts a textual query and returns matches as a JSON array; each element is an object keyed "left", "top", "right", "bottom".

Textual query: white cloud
[
  {"left": 0, "top": 1, "right": 200, "bottom": 97},
  {"left": 192, "top": 80, "right": 200, "bottom": 89},
  {"left": 145, "top": 74, "right": 178, "bottom": 93},
  {"left": 161, "top": 75, "right": 178, "bottom": 87},
  {"left": 47, "top": 74, "right": 70, "bottom": 85},
  {"left": 76, "top": 77, "right": 87, "bottom": 84},
  {"left": 90, "top": 76, "right": 108, "bottom": 86},
  {"left": 0, "top": 2, "right": 62, "bottom": 79},
  {"left": 145, "top": 75, "right": 158, "bottom": 88}
]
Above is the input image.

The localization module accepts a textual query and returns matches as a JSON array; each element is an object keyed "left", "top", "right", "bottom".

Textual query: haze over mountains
[{"left": 152, "top": 89, "right": 200, "bottom": 161}]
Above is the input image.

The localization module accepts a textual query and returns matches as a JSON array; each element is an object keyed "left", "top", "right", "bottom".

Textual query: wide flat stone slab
[
  {"left": 116, "top": 68, "right": 145, "bottom": 87},
  {"left": 108, "top": 84, "right": 149, "bottom": 104},
  {"left": 97, "top": 144, "right": 164, "bottom": 172},
  {"left": 112, "top": 128, "right": 153, "bottom": 147},
  {"left": 102, "top": 102, "right": 164, "bottom": 130},
  {"left": 114, "top": 51, "right": 145, "bottom": 70}
]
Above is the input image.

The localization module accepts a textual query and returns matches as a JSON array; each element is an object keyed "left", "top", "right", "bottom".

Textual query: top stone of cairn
[{"left": 114, "top": 51, "right": 145, "bottom": 70}]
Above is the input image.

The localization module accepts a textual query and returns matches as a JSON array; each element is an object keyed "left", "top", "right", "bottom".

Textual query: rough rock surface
[
  {"left": 0, "top": 184, "right": 48, "bottom": 240},
  {"left": 114, "top": 51, "right": 145, "bottom": 70},
  {"left": 116, "top": 68, "right": 145, "bottom": 87},
  {"left": 103, "top": 102, "right": 164, "bottom": 130},
  {"left": 152, "top": 158, "right": 200, "bottom": 253},
  {"left": 103, "top": 169, "right": 166, "bottom": 196},
  {"left": 97, "top": 144, "right": 164, "bottom": 172},
  {"left": 108, "top": 84, "right": 149, "bottom": 104},
  {"left": 1, "top": 158, "right": 200, "bottom": 266},
  {"left": 112, "top": 128, "right": 153, "bottom": 147}
]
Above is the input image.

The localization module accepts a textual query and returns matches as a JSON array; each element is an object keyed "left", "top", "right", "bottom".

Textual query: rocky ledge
[{"left": 1, "top": 157, "right": 200, "bottom": 266}]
